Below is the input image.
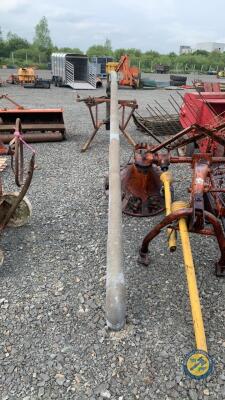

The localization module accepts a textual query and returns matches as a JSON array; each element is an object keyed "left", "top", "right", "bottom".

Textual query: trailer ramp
[
  {"left": 65, "top": 58, "right": 96, "bottom": 90},
  {"left": 68, "top": 81, "right": 96, "bottom": 90}
]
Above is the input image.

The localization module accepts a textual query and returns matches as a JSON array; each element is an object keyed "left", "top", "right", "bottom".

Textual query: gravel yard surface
[{"left": 0, "top": 70, "right": 224, "bottom": 399}]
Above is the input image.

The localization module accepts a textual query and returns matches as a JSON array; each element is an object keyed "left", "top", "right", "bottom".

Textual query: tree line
[{"left": 1, "top": 17, "right": 225, "bottom": 73}]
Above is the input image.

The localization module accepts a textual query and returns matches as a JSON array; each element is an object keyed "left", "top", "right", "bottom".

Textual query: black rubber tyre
[
  {"left": 96, "top": 81, "right": 102, "bottom": 88},
  {"left": 170, "top": 75, "right": 187, "bottom": 82},
  {"left": 170, "top": 80, "right": 186, "bottom": 87}
]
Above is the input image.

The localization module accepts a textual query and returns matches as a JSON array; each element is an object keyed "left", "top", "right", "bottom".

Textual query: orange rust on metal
[
  {"left": 115, "top": 55, "right": 140, "bottom": 88},
  {"left": 78, "top": 95, "right": 137, "bottom": 152},
  {"left": 0, "top": 95, "right": 65, "bottom": 143},
  {"left": 0, "top": 94, "right": 24, "bottom": 109},
  {"left": 120, "top": 144, "right": 164, "bottom": 217},
  {"left": 0, "top": 117, "right": 34, "bottom": 234},
  {"left": 134, "top": 137, "right": 225, "bottom": 276}
]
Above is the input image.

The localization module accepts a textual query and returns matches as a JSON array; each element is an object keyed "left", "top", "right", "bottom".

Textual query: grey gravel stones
[{"left": 0, "top": 70, "right": 224, "bottom": 399}]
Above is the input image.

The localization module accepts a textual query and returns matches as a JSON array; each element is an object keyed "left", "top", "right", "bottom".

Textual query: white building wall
[
  {"left": 180, "top": 46, "right": 192, "bottom": 54},
  {"left": 195, "top": 42, "right": 225, "bottom": 52}
]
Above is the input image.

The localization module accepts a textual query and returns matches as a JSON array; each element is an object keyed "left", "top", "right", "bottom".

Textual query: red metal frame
[
  {"left": 134, "top": 145, "right": 225, "bottom": 276},
  {"left": 179, "top": 92, "right": 225, "bottom": 155}
]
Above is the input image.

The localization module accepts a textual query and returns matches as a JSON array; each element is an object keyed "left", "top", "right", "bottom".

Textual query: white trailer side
[{"left": 51, "top": 53, "right": 97, "bottom": 90}]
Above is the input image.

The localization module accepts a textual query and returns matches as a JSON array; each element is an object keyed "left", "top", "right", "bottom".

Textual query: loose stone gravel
[{"left": 0, "top": 70, "right": 224, "bottom": 399}]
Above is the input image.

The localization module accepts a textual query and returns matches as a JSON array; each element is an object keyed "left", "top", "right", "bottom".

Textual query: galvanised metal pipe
[{"left": 106, "top": 71, "right": 126, "bottom": 330}]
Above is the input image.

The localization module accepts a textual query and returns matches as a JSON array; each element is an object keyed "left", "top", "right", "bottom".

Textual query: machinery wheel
[
  {"left": 2, "top": 192, "right": 32, "bottom": 227},
  {"left": 170, "top": 75, "right": 187, "bottom": 82},
  {"left": 170, "top": 80, "right": 186, "bottom": 87}
]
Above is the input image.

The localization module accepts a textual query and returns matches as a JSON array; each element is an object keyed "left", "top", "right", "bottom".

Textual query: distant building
[
  {"left": 195, "top": 42, "right": 225, "bottom": 52},
  {"left": 180, "top": 45, "right": 192, "bottom": 55}
]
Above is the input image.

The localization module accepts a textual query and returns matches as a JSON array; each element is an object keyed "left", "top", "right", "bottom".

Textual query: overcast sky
[{"left": 0, "top": 0, "right": 225, "bottom": 53}]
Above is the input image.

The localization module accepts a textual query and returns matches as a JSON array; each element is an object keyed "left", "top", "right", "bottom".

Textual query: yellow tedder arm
[
  {"left": 161, "top": 171, "right": 207, "bottom": 353},
  {"left": 160, "top": 171, "right": 176, "bottom": 252},
  {"left": 172, "top": 200, "right": 207, "bottom": 353}
]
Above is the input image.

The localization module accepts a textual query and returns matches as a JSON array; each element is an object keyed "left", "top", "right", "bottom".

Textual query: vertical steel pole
[
  {"left": 106, "top": 71, "right": 126, "bottom": 330},
  {"left": 105, "top": 75, "right": 110, "bottom": 131}
]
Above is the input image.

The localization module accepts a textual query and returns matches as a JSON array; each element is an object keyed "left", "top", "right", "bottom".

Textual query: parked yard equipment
[
  {"left": 133, "top": 100, "right": 182, "bottom": 137},
  {"left": 0, "top": 94, "right": 66, "bottom": 143},
  {"left": 77, "top": 95, "right": 137, "bottom": 152},
  {"left": 218, "top": 70, "right": 225, "bottom": 78},
  {"left": 135, "top": 91, "right": 225, "bottom": 154},
  {"left": 120, "top": 143, "right": 165, "bottom": 216},
  {"left": 90, "top": 56, "right": 114, "bottom": 79},
  {"left": 23, "top": 79, "right": 51, "bottom": 89},
  {"left": 135, "top": 138, "right": 225, "bottom": 377},
  {"left": 0, "top": 117, "right": 35, "bottom": 265},
  {"left": 51, "top": 53, "right": 97, "bottom": 90},
  {"left": 106, "top": 89, "right": 225, "bottom": 376},
  {"left": 106, "top": 55, "right": 140, "bottom": 88},
  {"left": 170, "top": 74, "right": 187, "bottom": 87},
  {"left": 115, "top": 55, "right": 141, "bottom": 88},
  {"left": 179, "top": 91, "right": 225, "bottom": 156},
  {"left": 7, "top": 67, "right": 51, "bottom": 88},
  {"left": 194, "top": 81, "right": 225, "bottom": 92},
  {"left": 8, "top": 67, "right": 36, "bottom": 84}
]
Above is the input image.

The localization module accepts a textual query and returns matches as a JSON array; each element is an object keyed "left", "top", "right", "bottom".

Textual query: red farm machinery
[
  {"left": 105, "top": 85, "right": 225, "bottom": 379},
  {"left": 0, "top": 117, "right": 35, "bottom": 264},
  {"left": 0, "top": 94, "right": 66, "bottom": 143}
]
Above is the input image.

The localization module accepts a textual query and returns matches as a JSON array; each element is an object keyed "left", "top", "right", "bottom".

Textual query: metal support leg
[
  {"left": 81, "top": 123, "right": 104, "bottom": 152},
  {"left": 138, "top": 207, "right": 225, "bottom": 277},
  {"left": 119, "top": 124, "right": 136, "bottom": 146}
]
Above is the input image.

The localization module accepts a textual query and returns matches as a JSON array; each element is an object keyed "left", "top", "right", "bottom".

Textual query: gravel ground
[{"left": 0, "top": 70, "right": 224, "bottom": 399}]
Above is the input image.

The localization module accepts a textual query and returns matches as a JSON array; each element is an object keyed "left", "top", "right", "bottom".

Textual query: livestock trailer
[
  {"left": 51, "top": 53, "right": 97, "bottom": 90},
  {"left": 90, "top": 56, "right": 114, "bottom": 78}
]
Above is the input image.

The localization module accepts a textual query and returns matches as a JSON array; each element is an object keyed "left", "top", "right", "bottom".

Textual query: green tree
[
  {"left": 169, "top": 52, "right": 177, "bottom": 58},
  {"left": 104, "top": 38, "right": 112, "bottom": 53},
  {"left": 6, "top": 32, "right": 30, "bottom": 51},
  {"left": 114, "top": 48, "right": 127, "bottom": 60},
  {"left": 144, "top": 50, "right": 160, "bottom": 57},
  {"left": 126, "top": 48, "right": 142, "bottom": 57},
  {"left": 59, "top": 47, "right": 83, "bottom": 54},
  {"left": 87, "top": 44, "right": 112, "bottom": 56},
  {"left": 192, "top": 50, "right": 209, "bottom": 56},
  {"left": 33, "top": 16, "right": 52, "bottom": 51}
]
